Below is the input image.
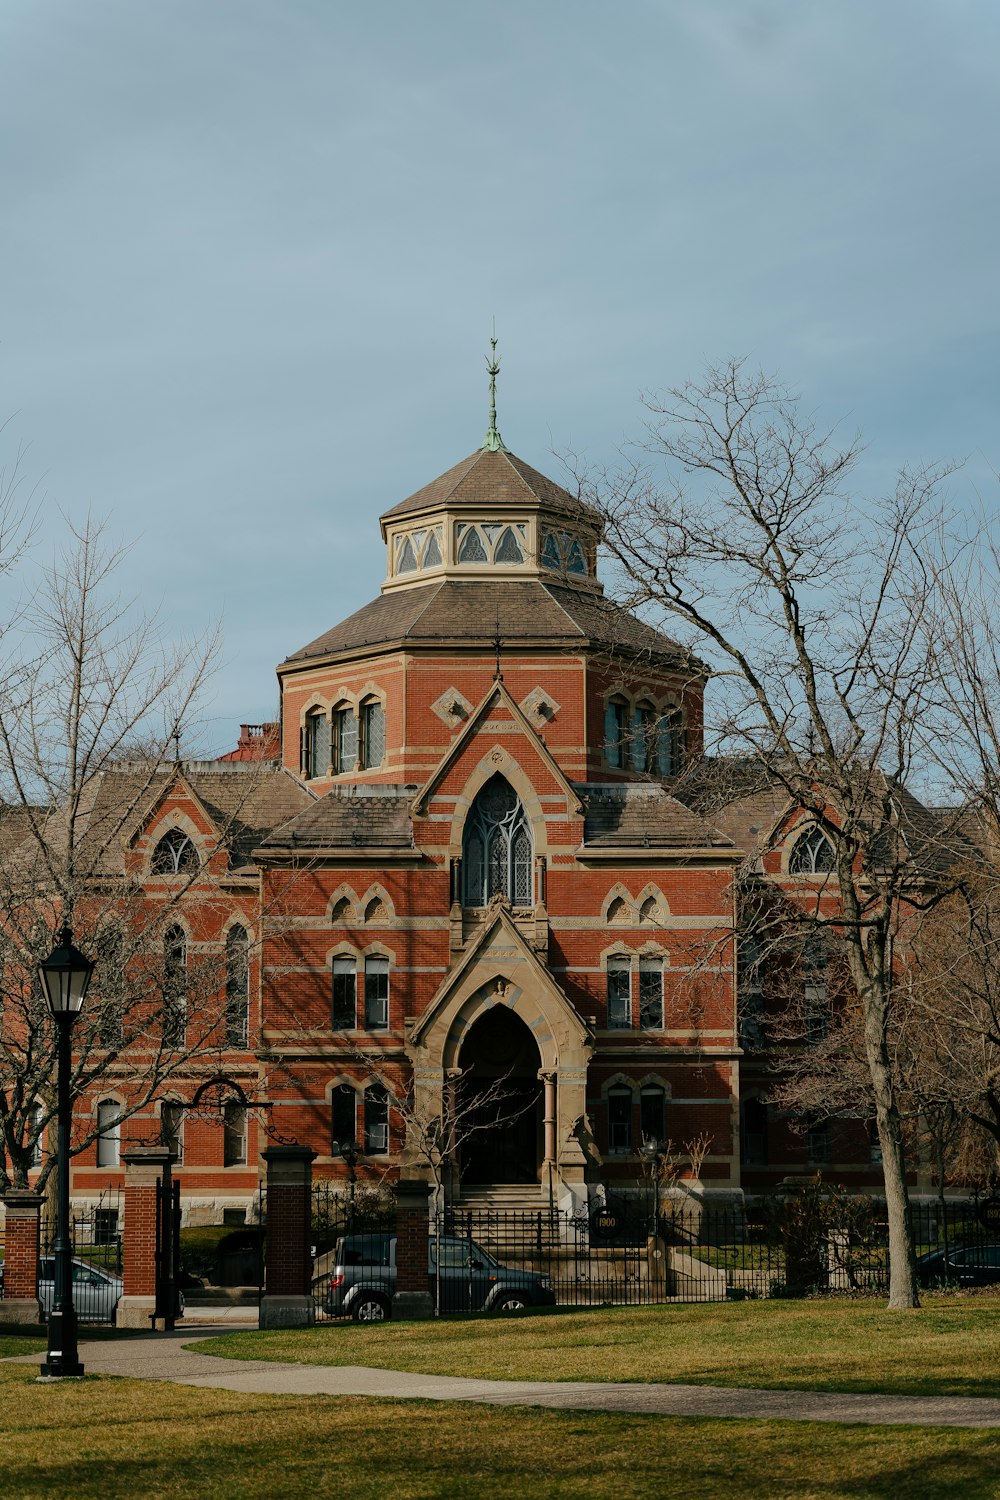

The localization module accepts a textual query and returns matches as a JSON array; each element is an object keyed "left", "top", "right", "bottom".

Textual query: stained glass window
[
  {"left": 495, "top": 527, "right": 524, "bottom": 562},
  {"left": 458, "top": 527, "right": 488, "bottom": 563},
  {"left": 423, "top": 529, "right": 442, "bottom": 567},
  {"left": 461, "top": 775, "right": 533, "bottom": 907},
  {"left": 540, "top": 531, "right": 562, "bottom": 570},
  {"left": 397, "top": 536, "right": 418, "bottom": 573}
]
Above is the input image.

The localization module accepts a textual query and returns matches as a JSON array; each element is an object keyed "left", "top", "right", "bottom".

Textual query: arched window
[
  {"left": 462, "top": 775, "right": 533, "bottom": 908},
  {"left": 603, "top": 698, "right": 629, "bottom": 768},
  {"left": 223, "top": 1104, "right": 247, "bottom": 1166},
  {"left": 333, "top": 705, "right": 358, "bottom": 773},
  {"left": 163, "top": 925, "right": 187, "bottom": 1048},
  {"left": 606, "top": 956, "right": 631, "bottom": 1029},
  {"left": 151, "top": 829, "right": 198, "bottom": 876},
  {"left": 607, "top": 1085, "right": 633, "bottom": 1154},
  {"left": 789, "top": 828, "right": 835, "bottom": 875},
  {"left": 225, "top": 925, "right": 249, "bottom": 1048},
  {"left": 305, "top": 709, "right": 331, "bottom": 779},
  {"left": 360, "top": 698, "right": 385, "bottom": 769},
  {"left": 364, "top": 1084, "right": 389, "bottom": 1154},
  {"left": 640, "top": 1085, "right": 667, "bottom": 1149},
  {"left": 332, "top": 956, "right": 357, "bottom": 1028},
  {"left": 638, "top": 956, "right": 664, "bottom": 1031},
  {"left": 656, "top": 706, "right": 684, "bottom": 777},
  {"left": 630, "top": 702, "right": 657, "bottom": 773},
  {"left": 332, "top": 1083, "right": 357, "bottom": 1153}
]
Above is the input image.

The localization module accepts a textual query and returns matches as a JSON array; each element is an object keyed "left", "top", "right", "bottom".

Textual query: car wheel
[
  {"left": 352, "top": 1293, "right": 390, "bottom": 1323},
  {"left": 493, "top": 1292, "right": 529, "bottom": 1313}
]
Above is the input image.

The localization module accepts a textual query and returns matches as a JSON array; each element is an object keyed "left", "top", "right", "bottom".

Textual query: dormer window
[
  {"left": 789, "top": 827, "right": 835, "bottom": 875},
  {"left": 151, "top": 829, "right": 199, "bottom": 876},
  {"left": 455, "top": 522, "right": 527, "bottom": 566}
]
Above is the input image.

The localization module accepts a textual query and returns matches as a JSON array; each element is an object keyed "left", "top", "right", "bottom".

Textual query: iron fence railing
[
  {"left": 307, "top": 1190, "right": 1000, "bottom": 1318},
  {"left": 36, "top": 1189, "right": 124, "bottom": 1324}
]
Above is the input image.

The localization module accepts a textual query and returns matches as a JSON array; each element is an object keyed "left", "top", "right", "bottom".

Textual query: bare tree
[
  {"left": 0, "top": 512, "right": 255, "bottom": 1191},
  {"left": 585, "top": 359, "right": 962, "bottom": 1307}
]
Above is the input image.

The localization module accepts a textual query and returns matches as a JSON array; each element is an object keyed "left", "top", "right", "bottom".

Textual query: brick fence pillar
[
  {"left": 117, "top": 1146, "right": 173, "bottom": 1329},
  {"left": 393, "top": 1178, "right": 433, "bottom": 1320},
  {"left": 1, "top": 1191, "right": 45, "bottom": 1325},
  {"left": 260, "top": 1145, "right": 316, "bottom": 1329}
]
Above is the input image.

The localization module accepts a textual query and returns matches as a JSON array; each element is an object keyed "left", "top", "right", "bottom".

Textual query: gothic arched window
[
  {"left": 225, "top": 925, "right": 250, "bottom": 1048},
  {"left": 151, "top": 829, "right": 199, "bottom": 876},
  {"left": 789, "top": 827, "right": 835, "bottom": 875},
  {"left": 462, "top": 775, "right": 533, "bottom": 909}
]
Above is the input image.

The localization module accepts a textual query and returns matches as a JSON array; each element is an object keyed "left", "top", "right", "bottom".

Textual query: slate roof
[
  {"left": 261, "top": 785, "right": 417, "bottom": 851},
  {"left": 380, "top": 447, "right": 600, "bottom": 525},
  {"left": 68, "top": 763, "right": 314, "bottom": 874},
  {"left": 284, "top": 578, "right": 698, "bottom": 670},
  {"left": 577, "top": 783, "right": 732, "bottom": 849},
  {"left": 673, "top": 755, "right": 981, "bottom": 877}
]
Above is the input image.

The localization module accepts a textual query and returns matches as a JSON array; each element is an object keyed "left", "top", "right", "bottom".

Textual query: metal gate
[{"left": 39, "top": 1189, "right": 123, "bottom": 1324}]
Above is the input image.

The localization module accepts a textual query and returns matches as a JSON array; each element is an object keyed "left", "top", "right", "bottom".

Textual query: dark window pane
[
  {"left": 332, "top": 957, "right": 357, "bottom": 1029},
  {"left": 332, "top": 1085, "right": 356, "bottom": 1152},
  {"left": 606, "top": 960, "right": 631, "bottom": 1029},
  {"left": 640, "top": 1088, "right": 665, "bottom": 1148},
  {"left": 364, "top": 1086, "right": 389, "bottom": 1154},
  {"left": 639, "top": 961, "right": 663, "bottom": 1030},
  {"left": 226, "top": 926, "right": 250, "bottom": 1047},
  {"left": 364, "top": 957, "right": 389, "bottom": 1030},
  {"left": 608, "top": 1088, "right": 632, "bottom": 1153}
]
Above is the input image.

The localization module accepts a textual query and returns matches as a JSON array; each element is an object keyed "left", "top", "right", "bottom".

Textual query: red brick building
[{"left": 40, "top": 424, "right": 957, "bottom": 1222}]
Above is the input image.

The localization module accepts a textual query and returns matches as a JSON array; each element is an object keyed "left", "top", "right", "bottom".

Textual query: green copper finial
[{"left": 483, "top": 323, "right": 506, "bottom": 452}]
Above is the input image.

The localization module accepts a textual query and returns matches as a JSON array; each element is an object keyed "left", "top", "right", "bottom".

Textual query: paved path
[{"left": 8, "top": 1327, "right": 1000, "bottom": 1429}]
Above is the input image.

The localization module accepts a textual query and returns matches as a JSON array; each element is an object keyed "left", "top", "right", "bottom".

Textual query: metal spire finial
[
  {"left": 482, "top": 322, "right": 506, "bottom": 453},
  {"left": 493, "top": 613, "right": 504, "bottom": 682}
]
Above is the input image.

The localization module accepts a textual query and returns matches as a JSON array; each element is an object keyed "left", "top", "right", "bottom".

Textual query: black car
[{"left": 915, "top": 1241, "right": 1000, "bottom": 1288}]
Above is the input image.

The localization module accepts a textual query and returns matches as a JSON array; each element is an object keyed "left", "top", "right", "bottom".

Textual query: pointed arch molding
[
  {"left": 409, "top": 908, "right": 592, "bottom": 1074},
  {"left": 448, "top": 750, "right": 549, "bottom": 860},
  {"left": 410, "top": 678, "right": 583, "bottom": 821}
]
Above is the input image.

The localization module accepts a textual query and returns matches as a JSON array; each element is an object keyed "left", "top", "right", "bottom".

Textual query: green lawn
[
  {"left": 0, "top": 1363, "right": 997, "bottom": 1499},
  {"left": 199, "top": 1295, "right": 1000, "bottom": 1399}
]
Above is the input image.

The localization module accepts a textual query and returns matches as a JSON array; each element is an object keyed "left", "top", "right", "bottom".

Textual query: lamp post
[
  {"left": 639, "top": 1138, "right": 663, "bottom": 1243},
  {"left": 37, "top": 925, "right": 94, "bottom": 1381}
]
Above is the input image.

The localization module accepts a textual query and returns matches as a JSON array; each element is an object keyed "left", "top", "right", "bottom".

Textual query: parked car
[
  {"left": 915, "top": 1242, "right": 1000, "bottom": 1289},
  {"left": 320, "top": 1232, "right": 555, "bottom": 1321},
  {"left": 37, "top": 1257, "right": 124, "bottom": 1322}
]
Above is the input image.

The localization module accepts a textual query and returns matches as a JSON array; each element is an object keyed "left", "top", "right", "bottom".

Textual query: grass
[
  {"left": 199, "top": 1294, "right": 1000, "bottom": 1399},
  {"left": 0, "top": 1363, "right": 998, "bottom": 1499}
]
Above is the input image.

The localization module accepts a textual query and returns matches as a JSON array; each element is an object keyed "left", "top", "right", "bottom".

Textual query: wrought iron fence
[
  {"left": 37, "top": 1189, "right": 124, "bottom": 1324},
  {"left": 308, "top": 1189, "right": 1000, "bottom": 1319}
]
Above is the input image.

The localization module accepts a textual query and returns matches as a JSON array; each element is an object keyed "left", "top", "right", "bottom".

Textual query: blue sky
[{"left": 1, "top": 1, "right": 997, "bottom": 751}]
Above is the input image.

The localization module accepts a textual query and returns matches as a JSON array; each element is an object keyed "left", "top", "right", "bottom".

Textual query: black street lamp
[
  {"left": 639, "top": 1138, "right": 663, "bottom": 1243},
  {"left": 37, "top": 925, "right": 94, "bottom": 1381}
]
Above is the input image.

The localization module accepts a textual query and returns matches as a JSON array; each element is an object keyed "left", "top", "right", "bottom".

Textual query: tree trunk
[{"left": 861, "top": 983, "right": 919, "bottom": 1308}]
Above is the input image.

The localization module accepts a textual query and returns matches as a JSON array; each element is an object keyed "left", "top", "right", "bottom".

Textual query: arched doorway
[{"left": 457, "top": 1006, "right": 542, "bottom": 1185}]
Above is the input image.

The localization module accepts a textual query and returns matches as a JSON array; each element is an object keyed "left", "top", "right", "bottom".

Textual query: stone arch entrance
[{"left": 458, "top": 1006, "right": 542, "bottom": 1186}]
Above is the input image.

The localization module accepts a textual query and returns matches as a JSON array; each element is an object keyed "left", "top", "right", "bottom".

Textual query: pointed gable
[{"left": 411, "top": 677, "right": 582, "bottom": 819}]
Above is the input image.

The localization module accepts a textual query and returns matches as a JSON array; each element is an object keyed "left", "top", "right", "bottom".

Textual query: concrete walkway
[{"left": 9, "top": 1327, "right": 1000, "bottom": 1430}]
